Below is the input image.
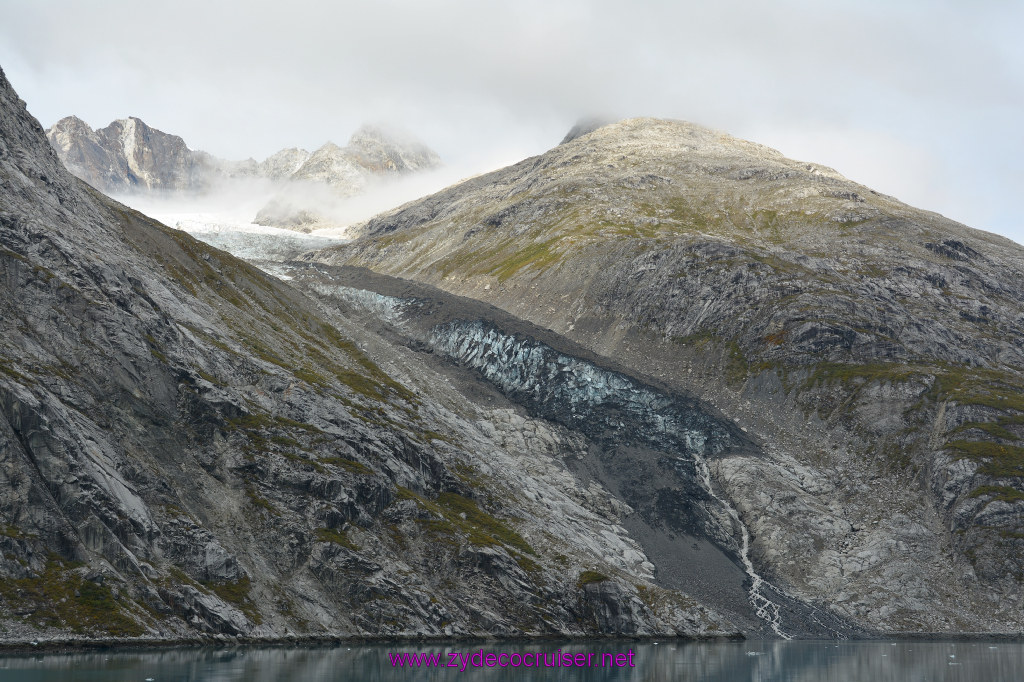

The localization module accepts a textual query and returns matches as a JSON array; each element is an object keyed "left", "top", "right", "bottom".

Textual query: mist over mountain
[
  {"left": 253, "top": 124, "right": 441, "bottom": 230},
  {"left": 44, "top": 115, "right": 442, "bottom": 231}
]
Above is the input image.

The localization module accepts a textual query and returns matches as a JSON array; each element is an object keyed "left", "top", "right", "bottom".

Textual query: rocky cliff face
[
  {"left": 306, "top": 118, "right": 1024, "bottom": 633},
  {"left": 46, "top": 115, "right": 207, "bottom": 192},
  {"left": 1, "top": 71, "right": 729, "bottom": 644}
]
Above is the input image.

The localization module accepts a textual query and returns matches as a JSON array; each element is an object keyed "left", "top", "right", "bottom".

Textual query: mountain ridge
[
  {"left": 44, "top": 115, "right": 441, "bottom": 230},
  {"left": 305, "top": 115, "right": 1024, "bottom": 633}
]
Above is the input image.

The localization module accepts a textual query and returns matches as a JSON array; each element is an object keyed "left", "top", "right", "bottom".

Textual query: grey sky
[{"left": 1, "top": 0, "right": 1021, "bottom": 242}]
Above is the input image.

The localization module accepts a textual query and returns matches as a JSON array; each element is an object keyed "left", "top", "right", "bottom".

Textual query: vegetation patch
[
  {"left": 315, "top": 527, "right": 360, "bottom": 551},
  {"left": 576, "top": 570, "right": 610, "bottom": 589},
  {"left": 948, "top": 441, "right": 1024, "bottom": 478},
  {"left": 927, "top": 365, "right": 1024, "bottom": 412},
  {"left": 224, "top": 411, "right": 329, "bottom": 459},
  {"left": 193, "top": 367, "right": 225, "bottom": 386},
  {"left": 236, "top": 332, "right": 289, "bottom": 370},
  {"left": 270, "top": 434, "right": 302, "bottom": 448},
  {"left": 0, "top": 524, "right": 33, "bottom": 539},
  {"left": 437, "top": 492, "right": 535, "bottom": 555},
  {"left": 514, "top": 553, "right": 542, "bottom": 576},
  {"left": 245, "top": 486, "right": 279, "bottom": 516},
  {"left": 319, "top": 457, "right": 373, "bottom": 475},
  {"left": 671, "top": 332, "right": 762, "bottom": 384},
  {"left": 0, "top": 245, "right": 28, "bottom": 262},
  {"left": 397, "top": 487, "right": 535, "bottom": 556},
  {"left": 969, "top": 485, "right": 1024, "bottom": 504},
  {"left": 417, "top": 429, "right": 453, "bottom": 444},
  {"left": 0, "top": 555, "right": 145, "bottom": 636},
  {"left": 226, "top": 412, "right": 324, "bottom": 435},
  {"left": 672, "top": 329, "right": 715, "bottom": 349},
  {"left": 490, "top": 237, "right": 564, "bottom": 281},
  {"left": 953, "top": 421, "right": 1018, "bottom": 441},
  {"left": 788, "top": 361, "right": 1024, "bottom": 480},
  {"left": 201, "top": 576, "right": 262, "bottom": 624},
  {"left": 725, "top": 340, "right": 749, "bottom": 384},
  {"left": 802, "top": 362, "right": 922, "bottom": 390},
  {"left": 634, "top": 582, "right": 697, "bottom": 612},
  {"left": 0, "top": 357, "right": 35, "bottom": 384},
  {"left": 144, "top": 334, "right": 167, "bottom": 362},
  {"left": 293, "top": 365, "right": 330, "bottom": 387},
  {"left": 317, "top": 323, "right": 418, "bottom": 405}
]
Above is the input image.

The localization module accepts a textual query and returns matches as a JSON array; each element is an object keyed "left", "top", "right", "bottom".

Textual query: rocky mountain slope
[
  {"left": 306, "top": 118, "right": 1024, "bottom": 633},
  {"left": 1, "top": 70, "right": 734, "bottom": 644}
]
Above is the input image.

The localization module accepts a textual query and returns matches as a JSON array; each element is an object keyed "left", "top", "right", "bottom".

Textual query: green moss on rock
[{"left": 576, "top": 570, "right": 610, "bottom": 588}]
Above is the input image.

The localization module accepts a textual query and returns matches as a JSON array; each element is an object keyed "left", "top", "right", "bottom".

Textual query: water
[
  {"left": 694, "top": 455, "right": 789, "bottom": 638},
  {"left": 1, "top": 640, "right": 1022, "bottom": 681}
]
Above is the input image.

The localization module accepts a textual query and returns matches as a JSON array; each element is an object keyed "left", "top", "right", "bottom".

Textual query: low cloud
[{"left": 1, "top": 0, "right": 1021, "bottom": 241}]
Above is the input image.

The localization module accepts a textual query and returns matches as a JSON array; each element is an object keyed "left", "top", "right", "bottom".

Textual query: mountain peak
[
  {"left": 559, "top": 116, "right": 614, "bottom": 144},
  {"left": 50, "top": 114, "right": 93, "bottom": 132},
  {"left": 347, "top": 123, "right": 418, "bottom": 148},
  {"left": 344, "top": 123, "right": 440, "bottom": 174}
]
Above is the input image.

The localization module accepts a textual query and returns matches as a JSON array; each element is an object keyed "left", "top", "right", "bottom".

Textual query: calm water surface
[{"left": 1, "top": 640, "right": 1021, "bottom": 681}]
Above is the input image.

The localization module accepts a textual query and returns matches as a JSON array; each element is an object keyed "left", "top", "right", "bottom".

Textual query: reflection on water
[{"left": 1, "top": 640, "right": 1022, "bottom": 681}]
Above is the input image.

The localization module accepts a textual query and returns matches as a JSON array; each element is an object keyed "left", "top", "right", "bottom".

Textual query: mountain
[
  {"left": 1, "top": 70, "right": 732, "bottom": 643},
  {"left": 44, "top": 114, "right": 274, "bottom": 193},
  {"left": 46, "top": 115, "right": 208, "bottom": 192},
  {"left": 305, "top": 117, "right": 1024, "bottom": 633},
  {"left": 44, "top": 115, "right": 441, "bottom": 232},
  {"left": 292, "top": 126, "right": 439, "bottom": 186},
  {"left": 253, "top": 125, "right": 442, "bottom": 230},
  {"left": 256, "top": 147, "right": 311, "bottom": 181},
  {"left": 14, "top": 62, "right": 1024, "bottom": 643}
]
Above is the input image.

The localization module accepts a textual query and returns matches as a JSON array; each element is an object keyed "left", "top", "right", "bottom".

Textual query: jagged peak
[
  {"left": 310, "top": 140, "right": 344, "bottom": 155},
  {"left": 347, "top": 123, "right": 436, "bottom": 155},
  {"left": 103, "top": 116, "right": 148, "bottom": 132},
  {"left": 92, "top": 116, "right": 184, "bottom": 142},
  {"left": 348, "top": 123, "right": 399, "bottom": 146},
  {"left": 262, "top": 146, "right": 310, "bottom": 161},
  {"left": 48, "top": 114, "right": 94, "bottom": 133}
]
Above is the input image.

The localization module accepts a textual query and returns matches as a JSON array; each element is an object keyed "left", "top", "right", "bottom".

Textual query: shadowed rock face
[
  {"left": 306, "top": 118, "right": 1024, "bottom": 633},
  {"left": 1, "top": 69, "right": 736, "bottom": 643}
]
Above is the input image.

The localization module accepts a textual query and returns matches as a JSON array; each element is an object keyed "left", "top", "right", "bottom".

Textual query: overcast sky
[{"left": 1, "top": 0, "right": 1021, "bottom": 243}]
